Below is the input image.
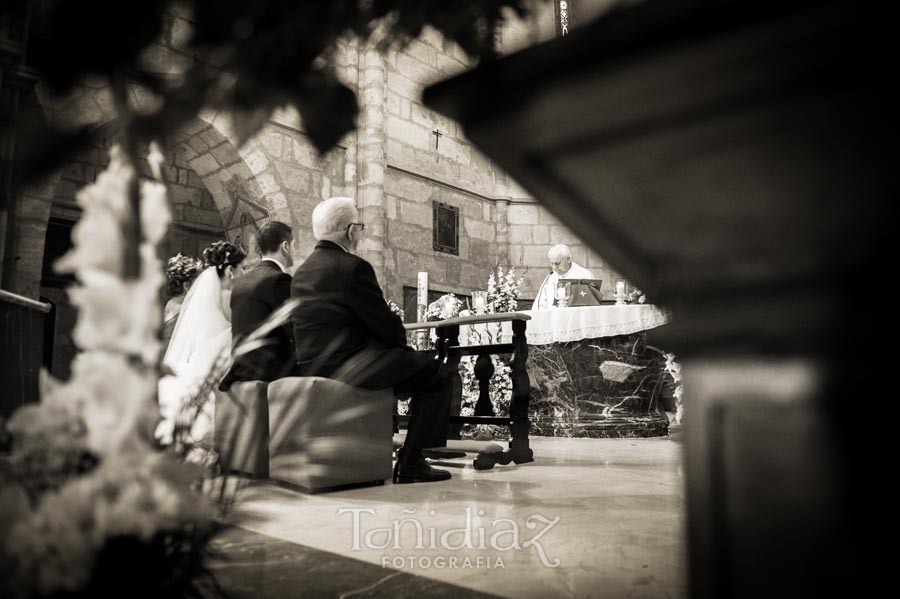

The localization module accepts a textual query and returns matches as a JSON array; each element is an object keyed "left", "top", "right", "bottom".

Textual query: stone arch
[{"left": 12, "top": 75, "right": 295, "bottom": 297}]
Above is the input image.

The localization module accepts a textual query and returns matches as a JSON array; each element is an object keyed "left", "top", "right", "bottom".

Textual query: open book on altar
[{"left": 559, "top": 279, "right": 603, "bottom": 306}]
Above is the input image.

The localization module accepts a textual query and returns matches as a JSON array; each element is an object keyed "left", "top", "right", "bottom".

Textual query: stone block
[
  {"left": 386, "top": 71, "right": 420, "bottom": 98},
  {"left": 509, "top": 225, "right": 533, "bottom": 245},
  {"left": 540, "top": 208, "right": 563, "bottom": 225},
  {"left": 384, "top": 171, "right": 433, "bottom": 202},
  {"left": 258, "top": 130, "right": 284, "bottom": 158},
  {"left": 257, "top": 173, "right": 280, "bottom": 195},
  {"left": 569, "top": 245, "right": 588, "bottom": 268},
  {"left": 182, "top": 206, "right": 223, "bottom": 228},
  {"left": 469, "top": 239, "right": 492, "bottom": 264},
  {"left": 174, "top": 146, "right": 195, "bottom": 167},
  {"left": 507, "top": 204, "right": 540, "bottom": 225},
  {"left": 385, "top": 115, "right": 431, "bottom": 151},
  {"left": 170, "top": 17, "right": 193, "bottom": 48},
  {"left": 207, "top": 143, "right": 236, "bottom": 167},
  {"left": 399, "top": 97, "right": 411, "bottom": 119},
  {"left": 385, "top": 195, "right": 397, "bottom": 220},
  {"left": 64, "top": 163, "right": 83, "bottom": 182},
  {"left": 291, "top": 139, "right": 319, "bottom": 167},
  {"left": 200, "top": 191, "right": 217, "bottom": 210},
  {"left": 483, "top": 203, "right": 493, "bottom": 221},
  {"left": 267, "top": 192, "right": 288, "bottom": 211},
  {"left": 464, "top": 217, "right": 494, "bottom": 242},
  {"left": 244, "top": 149, "right": 269, "bottom": 175},
  {"left": 274, "top": 162, "right": 312, "bottom": 193},
  {"left": 420, "top": 26, "right": 445, "bottom": 50},
  {"left": 392, "top": 249, "right": 422, "bottom": 283},
  {"left": 397, "top": 53, "right": 439, "bottom": 85},
  {"left": 186, "top": 135, "right": 209, "bottom": 153},
  {"left": 407, "top": 39, "right": 438, "bottom": 68},
  {"left": 386, "top": 92, "right": 401, "bottom": 116},
  {"left": 359, "top": 161, "right": 384, "bottom": 186},
  {"left": 199, "top": 126, "right": 226, "bottom": 149},
  {"left": 53, "top": 180, "right": 78, "bottom": 202},
  {"left": 532, "top": 225, "right": 550, "bottom": 245},
  {"left": 436, "top": 136, "right": 471, "bottom": 166},
  {"left": 549, "top": 225, "right": 582, "bottom": 246},
  {"left": 172, "top": 186, "right": 202, "bottom": 207},
  {"left": 399, "top": 200, "right": 432, "bottom": 229},
  {"left": 445, "top": 259, "right": 461, "bottom": 285},
  {"left": 522, "top": 245, "right": 552, "bottom": 267},
  {"left": 358, "top": 187, "right": 384, "bottom": 208},
  {"left": 189, "top": 153, "right": 219, "bottom": 177},
  {"left": 386, "top": 220, "right": 430, "bottom": 252}
]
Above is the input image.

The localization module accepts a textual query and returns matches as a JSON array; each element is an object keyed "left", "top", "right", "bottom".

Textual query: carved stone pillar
[{"left": 355, "top": 42, "right": 387, "bottom": 284}]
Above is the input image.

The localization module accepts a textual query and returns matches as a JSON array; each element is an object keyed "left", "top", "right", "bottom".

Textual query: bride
[{"left": 157, "top": 240, "right": 246, "bottom": 448}]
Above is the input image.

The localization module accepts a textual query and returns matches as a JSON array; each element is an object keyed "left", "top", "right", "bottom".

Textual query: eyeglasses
[{"left": 347, "top": 222, "right": 365, "bottom": 232}]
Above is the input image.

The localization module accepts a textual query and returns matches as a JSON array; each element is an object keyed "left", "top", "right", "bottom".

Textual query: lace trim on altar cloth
[{"left": 500, "top": 312, "right": 671, "bottom": 345}]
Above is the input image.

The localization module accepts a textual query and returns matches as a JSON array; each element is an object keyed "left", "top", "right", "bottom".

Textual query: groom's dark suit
[
  {"left": 291, "top": 240, "right": 451, "bottom": 459},
  {"left": 220, "top": 259, "right": 296, "bottom": 390}
]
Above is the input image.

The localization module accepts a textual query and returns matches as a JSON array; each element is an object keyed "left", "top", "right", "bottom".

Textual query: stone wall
[
  {"left": 50, "top": 136, "right": 227, "bottom": 259},
  {"left": 381, "top": 29, "right": 515, "bottom": 303},
  {"left": 240, "top": 113, "right": 349, "bottom": 260},
  {"left": 382, "top": 168, "right": 501, "bottom": 305},
  {"left": 507, "top": 202, "right": 623, "bottom": 303}
]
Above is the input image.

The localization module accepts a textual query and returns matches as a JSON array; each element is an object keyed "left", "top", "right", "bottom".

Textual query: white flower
[
  {"left": 54, "top": 145, "right": 132, "bottom": 276},
  {"left": 140, "top": 180, "right": 171, "bottom": 245}
]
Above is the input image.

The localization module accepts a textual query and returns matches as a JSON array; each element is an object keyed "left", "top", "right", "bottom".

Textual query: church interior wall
[
  {"left": 6, "top": 3, "right": 622, "bottom": 312},
  {"left": 508, "top": 202, "right": 621, "bottom": 301}
]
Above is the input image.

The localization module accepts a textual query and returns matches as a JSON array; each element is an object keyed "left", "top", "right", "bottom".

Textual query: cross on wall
[{"left": 432, "top": 129, "right": 442, "bottom": 150}]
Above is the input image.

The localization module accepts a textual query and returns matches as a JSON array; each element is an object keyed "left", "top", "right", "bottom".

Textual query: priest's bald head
[
  {"left": 312, "top": 196, "right": 364, "bottom": 252},
  {"left": 548, "top": 244, "right": 573, "bottom": 275}
]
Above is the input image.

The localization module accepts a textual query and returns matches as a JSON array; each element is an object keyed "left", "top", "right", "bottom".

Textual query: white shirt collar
[{"left": 261, "top": 257, "right": 287, "bottom": 273}]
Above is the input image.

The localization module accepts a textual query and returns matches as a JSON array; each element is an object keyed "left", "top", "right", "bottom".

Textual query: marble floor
[{"left": 219, "top": 435, "right": 685, "bottom": 599}]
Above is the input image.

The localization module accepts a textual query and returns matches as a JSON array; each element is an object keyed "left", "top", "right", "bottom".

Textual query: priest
[{"left": 534, "top": 244, "right": 594, "bottom": 309}]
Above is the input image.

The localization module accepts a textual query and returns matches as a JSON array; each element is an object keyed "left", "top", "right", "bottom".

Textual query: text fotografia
[
  {"left": 383, "top": 555, "right": 506, "bottom": 570},
  {"left": 337, "top": 507, "right": 561, "bottom": 568}
]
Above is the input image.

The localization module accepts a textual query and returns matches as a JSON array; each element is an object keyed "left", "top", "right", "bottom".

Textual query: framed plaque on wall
[{"left": 432, "top": 201, "right": 459, "bottom": 256}]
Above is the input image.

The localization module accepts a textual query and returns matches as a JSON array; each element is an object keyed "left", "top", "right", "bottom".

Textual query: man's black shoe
[{"left": 393, "top": 458, "right": 452, "bottom": 484}]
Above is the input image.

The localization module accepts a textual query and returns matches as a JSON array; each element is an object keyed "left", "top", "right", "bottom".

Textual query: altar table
[{"left": 461, "top": 304, "right": 672, "bottom": 438}]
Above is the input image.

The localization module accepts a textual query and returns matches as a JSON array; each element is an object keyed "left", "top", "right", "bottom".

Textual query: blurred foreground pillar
[{"left": 425, "top": 1, "right": 883, "bottom": 596}]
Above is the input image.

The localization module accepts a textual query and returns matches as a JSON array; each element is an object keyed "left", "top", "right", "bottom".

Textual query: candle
[
  {"left": 417, "top": 272, "right": 428, "bottom": 322},
  {"left": 473, "top": 291, "right": 486, "bottom": 313},
  {"left": 616, "top": 281, "right": 625, "bottom": 298}
]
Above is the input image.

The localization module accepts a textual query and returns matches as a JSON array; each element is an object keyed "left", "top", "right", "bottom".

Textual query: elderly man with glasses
[
  {"left": 290, "top": 196, "right": 453, "bottom": 484},
  {"left": 534, "top": 244, "right": 594, "bottom": 309}
]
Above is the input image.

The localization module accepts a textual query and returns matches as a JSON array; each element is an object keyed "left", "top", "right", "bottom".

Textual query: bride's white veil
[{"left": 163, "top": 266, "right": 229, "bottom": 370}]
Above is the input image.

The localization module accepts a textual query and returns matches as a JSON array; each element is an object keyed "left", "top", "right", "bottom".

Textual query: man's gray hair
[
  {"left": 312, "top": 196, "right": 358, "bottom": 240},
  {"left": 548, "top": 244, "right": 571, "bottom": 260}
]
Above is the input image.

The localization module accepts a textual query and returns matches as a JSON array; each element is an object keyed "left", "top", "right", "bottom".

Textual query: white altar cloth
[{"left": 457, "top": 305, "right": 670, "bottom": 346}]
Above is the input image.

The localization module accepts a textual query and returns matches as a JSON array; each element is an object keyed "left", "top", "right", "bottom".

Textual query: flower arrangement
[
  {"left": 0, "top": 145, "right": 220, "bottom": 599},
  {"left": 165, "top": 254, "right": 203, "bottom": 298},
  {"left": 664, "top": 353, "right": 684, "bottom": 424},
  {"left": 425, "top": 293, "right": 462, "bottom": 321},
  {"left": 458, "top": 265, "right": 523, "bottom": 438},
  {"left": 486, "top": 265, "right": 523, "bottom": 313},
  {"left": 625, "top": 285, "right": 647, "bottom": 304},
  {"left": 386, "top": 299, "right": 404, "bottom": 321},
  {"left": 459, "top": 355, "right": 513, "bottom": 439}
]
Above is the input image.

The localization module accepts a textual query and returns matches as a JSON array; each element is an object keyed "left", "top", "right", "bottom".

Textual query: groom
[{"left": 220, "top": 221, "right": 297, "bottom": 390}]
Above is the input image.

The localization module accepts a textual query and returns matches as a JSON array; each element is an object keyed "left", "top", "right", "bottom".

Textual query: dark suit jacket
[
  {"left": 220, "top": 260, "right": 296, "bottom": 389},
  {"left": 291, "top": 241, "right": 408, "bottom": 381}
]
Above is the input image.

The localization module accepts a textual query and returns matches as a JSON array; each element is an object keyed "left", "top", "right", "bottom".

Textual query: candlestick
[
  {"left": 472, "top": 291, "right": 486, "bottom": 314},
  {"left": 417, "top": 272, "right": 428, "bottom": 321}
]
